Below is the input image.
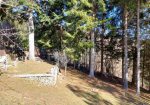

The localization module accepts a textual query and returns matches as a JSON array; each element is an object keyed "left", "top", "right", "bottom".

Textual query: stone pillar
[{"left": 28, "top": 12, "right": 35, "bottom": 60}]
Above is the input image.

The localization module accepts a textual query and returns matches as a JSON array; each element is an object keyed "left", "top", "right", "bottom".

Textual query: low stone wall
[{"left": 13, "top": 74, "right": 57, "bottom": 86}]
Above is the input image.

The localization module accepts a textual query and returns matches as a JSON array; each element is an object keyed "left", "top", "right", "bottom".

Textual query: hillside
[{"left": 0, "top": 61, "right": 149, "bottom": 105}]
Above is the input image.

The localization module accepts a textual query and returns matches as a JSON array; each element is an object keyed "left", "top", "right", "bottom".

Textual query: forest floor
[{"left": 0, "top": 60, "right": 150, "bottom": 105}]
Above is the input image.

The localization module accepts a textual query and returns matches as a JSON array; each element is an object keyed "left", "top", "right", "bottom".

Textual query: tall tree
[
  {"left": 110, "top": 0, "right": 137, "bottom": 90},
  {"left": 136, "top": 0, "right": 140, "bottom": 95},
  {"left": 101, "top": 13, "right": 105, "bottom": 74},
  {"left": 62, "top": 0, "right": 105, "bottom": 77},
  {"left": 89, "top": 30, "right": 95, "bottom": 77},
  {"left": 135, "top": 0, "right": 150, "bottom": 95},
  {"left": 89, "top": 0, "right": 106, "bottom": 77},
  {"left": 123, "top": 3, "right": 128, "bottom": 91}
]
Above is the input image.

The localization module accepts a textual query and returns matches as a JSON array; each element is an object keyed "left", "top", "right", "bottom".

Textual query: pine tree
[
  {"left": 62, "top": 0, "right": 106, "bottom": 77},
  {"left": 136, "top": 0, "right": 140, "bottom": 95},
  {"left": 123, "top": 3, "right": 128, "bottom": 91}
]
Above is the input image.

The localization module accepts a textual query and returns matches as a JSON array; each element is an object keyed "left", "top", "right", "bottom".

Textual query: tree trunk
[
  {"left": 149, "top": 71, "right": 150, "bottom": 91},
  {"left": 74, "top": 61, "right": 76, "bottom": 69},
  {"left": 29, "top": 12, "right": 35, "bottom": 60},
  {"left": 85, "top": 49, "right": 87, "bottom": 69},
  {"left": 101, "top": 14, "right": 105, "bottom": 74},
  {"left": 123, "top": 4, "right": 128, "bottom": 91},
  {"left": 136, "top": 0, "right": 141, "bottom": 95},
  {"left": 132, "top": 47, "right": 137, "bottom": 86},
  {"left": 63, "top": 50, "right": 67, "bottom": 76},
  {"left": 89, "top": 31, "right": 95, "bottom": 77},
  {"left": 122, "top": 28, "right": 124, "bottom": 86},
  {"left": 142, "top": 46, "right": 145, "bottom": 88}
]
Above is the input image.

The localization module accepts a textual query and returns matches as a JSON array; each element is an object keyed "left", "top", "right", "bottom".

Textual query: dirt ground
[{"left": 0, "top": 61, "right": 150, "bottom": 105}]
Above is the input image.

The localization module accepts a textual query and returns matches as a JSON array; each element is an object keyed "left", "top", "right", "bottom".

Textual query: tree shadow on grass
[
  {"left": 89, "top": 79, "right": 150, "bottom": 105},
  {"left": 67, "top": 70, "right": 150, "bottom": 105},
  {"left": 67, "top": 84, "right": 113, "bottom": 105}
]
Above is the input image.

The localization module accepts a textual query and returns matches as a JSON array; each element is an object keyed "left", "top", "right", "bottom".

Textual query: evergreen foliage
[{"left": 0, "top": 0, "right": 150, "bottom": 94}]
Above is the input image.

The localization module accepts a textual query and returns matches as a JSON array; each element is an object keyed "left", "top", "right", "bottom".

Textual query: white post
[{"left": 28, "top": 12, "right": 35, "bottom": 60}]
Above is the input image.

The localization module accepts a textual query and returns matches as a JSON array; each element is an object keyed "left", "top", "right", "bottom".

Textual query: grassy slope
[{"left": 0, "top": 61, "right": 149, "bottom": 105}]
